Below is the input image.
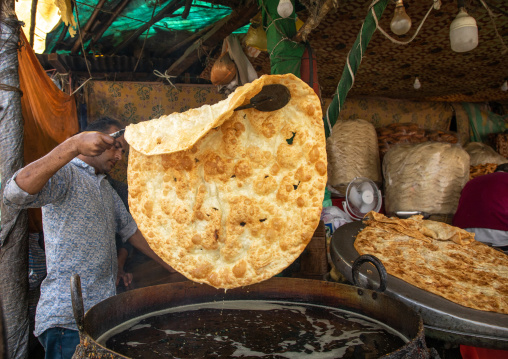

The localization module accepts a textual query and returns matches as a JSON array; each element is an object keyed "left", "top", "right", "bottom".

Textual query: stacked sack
[
  {"left": 383, "top": 142, "right": 469, "bottom": 215},
  {"left": 327, "top": 119, "right": 381, "bottom": 194}
]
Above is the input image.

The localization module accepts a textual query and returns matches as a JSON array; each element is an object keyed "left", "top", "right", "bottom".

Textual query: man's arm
[
  {"left": 128, "top": 229, "right": 176, "bottom": 273},
  {"left": 15, "top": 131, "right": 115, "bottom": 195}
]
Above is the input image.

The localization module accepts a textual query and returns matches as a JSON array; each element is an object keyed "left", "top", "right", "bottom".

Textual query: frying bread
[
  {"left": 355, "top": 212, "right": 508, "bottom": 314},
  {"left": 126, "top": 74, "right": 327, "bottom": 289}
]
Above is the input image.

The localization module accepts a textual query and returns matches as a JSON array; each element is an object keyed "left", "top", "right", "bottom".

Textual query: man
[
  {"left": 3, "top": 117, "right": 174, "bottom": 359},
  {"left": 453, "top": 162, "right": 508, "bottom": 253}
]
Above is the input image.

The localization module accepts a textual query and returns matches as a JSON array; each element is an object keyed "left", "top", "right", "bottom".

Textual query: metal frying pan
[
  {"left": 234, "top": 84, "right": 291, "bottom": 112},
  {"left": 330, "top": 221, "right": 508, "bottom": 349}
]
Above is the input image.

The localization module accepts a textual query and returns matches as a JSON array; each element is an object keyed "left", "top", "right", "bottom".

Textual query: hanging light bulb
[
  {"left": 501, "top": 80, "right": 508, "bottom": 92},
  {"left": 413, "top": 76, "right": 421, "bottom": 90},
  {"left": 390, "top": 0, "right": 412, "bottom": 35},
  {"left": 277, "top": 0, "right": 294, "bottom": 18},
  {"left": 449, "top": 7, "right": 478, "bottom": 52}
]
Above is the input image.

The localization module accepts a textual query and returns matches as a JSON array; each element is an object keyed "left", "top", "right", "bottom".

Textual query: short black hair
[
  {"left": 495, "top": 163, "right": 508, "bottom": 173},
  {"left": 85, "top": 117, "right": 123, "bottom": 133}
]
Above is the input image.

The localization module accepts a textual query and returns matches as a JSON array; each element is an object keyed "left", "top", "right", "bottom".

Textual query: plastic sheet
[
  {"left": 383, "top": 142, "right": 469, "bottom": 215},
  {"left": 326, "top": 119, "right": 381, "bottom": 194}
]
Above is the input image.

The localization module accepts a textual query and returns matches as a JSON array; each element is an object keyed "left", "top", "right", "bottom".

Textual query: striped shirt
[{"left": 3, "top": 158, "right": 137, "bottom": 336}]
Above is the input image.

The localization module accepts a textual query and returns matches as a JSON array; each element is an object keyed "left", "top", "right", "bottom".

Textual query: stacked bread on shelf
[
  {"left": 383, "top": 142, "right": 470, "bottom": 215},
  {"left": 326, "top": 119, "right": 381, "bottom": 194}
]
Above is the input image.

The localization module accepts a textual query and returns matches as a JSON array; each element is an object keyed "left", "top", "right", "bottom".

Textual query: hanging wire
[
  {"left": 133, "top": 1, "right": 158, "bottom": 73},
  {"left": 477, "top": 0, "right": 508, "bottom": 54},
  {"left": 371, "top": 0, "right": 442, "bottom": 45},
  {"left": 71, "top": 0, "right": 93, "bottom": 96}
]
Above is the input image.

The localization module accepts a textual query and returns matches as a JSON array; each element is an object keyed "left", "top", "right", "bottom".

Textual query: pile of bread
[{"left": 327, "top": 120, "right": 506, "bottom": 217}]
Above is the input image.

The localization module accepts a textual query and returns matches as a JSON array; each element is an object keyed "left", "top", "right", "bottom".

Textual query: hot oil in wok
[{"left": 100, "top": 300, "right": 407, "bottom": 358}]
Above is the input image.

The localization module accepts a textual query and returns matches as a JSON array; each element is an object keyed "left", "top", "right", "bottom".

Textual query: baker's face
[{"left": 92, "top": 126, "right": 127, "bottom": 174}]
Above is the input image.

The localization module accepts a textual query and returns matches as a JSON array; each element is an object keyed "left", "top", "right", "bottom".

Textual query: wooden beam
[
  {"left": 48, "top": 53, "right": 70, "bottom": 73},
  {"left": 161, "top": 21, "right": 215, "bottom": 58},
  {"left": 109, "top": 0, "right": 185, "bottom": 56},
  {"left": 87, "top": 0, "right": 130, "bottom": 52},
  {"left": 70, "top": 0, "right": 107, "bottom": 54},
  {"left": 165, "top": 1, "right": 259, "bottom": 76},
  {"left": 29, "top": 0, "right": 38, "bottom": 47}
]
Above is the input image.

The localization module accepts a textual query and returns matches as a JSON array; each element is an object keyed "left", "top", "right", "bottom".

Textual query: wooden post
[
  {"left": 28, "top": 0, "right": 38, "bottom": 47},
  {"left": 0, "top": 1, "right": 30, "bottom": 358}
]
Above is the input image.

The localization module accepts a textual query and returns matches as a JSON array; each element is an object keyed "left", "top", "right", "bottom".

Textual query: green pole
[
  {"left": 259, "top": 0, "right": 305, "bottom": 76},
  {"left": 324, "top": 0, "right": 389, "bottom": 138}
]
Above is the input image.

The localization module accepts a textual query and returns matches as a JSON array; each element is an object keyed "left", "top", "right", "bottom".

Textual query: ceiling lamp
[
  {"left": 390, "top": 0, "right": 412, "bottom": 35},
  {"left": 277, "top": 0, "right": 294, "bottom": 18},
  {"left": 414, "top": 76, "right": 421, "bottom": 90},
  {"left": 449, "top": 5, "right": 478, "bottom": 52},
  {"left": 501, "top": 80, "right": 508, "bottom": 92}
]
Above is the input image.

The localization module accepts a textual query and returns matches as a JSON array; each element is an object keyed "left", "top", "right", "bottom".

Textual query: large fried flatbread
[
  {"left": 126, "top": 74, "right": 327, "bottom": 289},
  {"left": 355, "top": 212, "right": 508, "bottom": 314}
]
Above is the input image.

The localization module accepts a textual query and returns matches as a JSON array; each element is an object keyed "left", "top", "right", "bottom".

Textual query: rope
[
  {"left": 0, "top": 19, "right": 23, "bottom": 54},
  {"left": 0, "top": 83, "right": 23, "bottom": 95},
  {"left": 133, "top": 1, "right": 158, "bottom": 73},
  {"left": 153, "top": 69, "right": 179, "bottom": 91},
  {"left": 372, "top": 0, "right": 441, "bottom": 46},
  {"left": 72, "top": 0, "right": 93, "bottom": 95},
  {"left": 478, "top": 0, "right": 508, "bottom": 55},
  {"left": 324, "top": 0, "right": 389, "bottom": 137}
]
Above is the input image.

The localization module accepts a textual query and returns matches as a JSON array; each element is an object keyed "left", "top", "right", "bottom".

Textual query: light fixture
[
  {"left": 390, "top": 0, "right": 412, "bottom": 35},
  {"left": 277, "top": 0, "right": 294, "bottom": 18},
  {"left": 414, "top": 76, "right": 421, "bottom": 90},
  {"left": 449, "top": 5, "right": 478, "bottom": 52},
  {"left": 502, "top": 80, "right": 508, "bottom": 92}
]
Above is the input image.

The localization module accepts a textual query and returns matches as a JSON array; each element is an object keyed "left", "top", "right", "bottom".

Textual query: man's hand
[
  {"left": 72, "top": 131, "right": 115, "bottom": 157},
  {"left": 116, "top": 268, "right": 133, "bottom": 287}
]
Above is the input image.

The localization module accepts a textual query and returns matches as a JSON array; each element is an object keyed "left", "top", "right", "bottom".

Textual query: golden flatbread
[
  {"left": 355, "top": 212, "right": 508, "bottom": 314},
  {"left": 126, "top": 74, "right": 327, "bottom": 289}
]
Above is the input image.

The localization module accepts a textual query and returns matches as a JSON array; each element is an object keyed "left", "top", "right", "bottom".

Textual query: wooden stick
[
  {"left": 165, "top": 2, "right": 258, "bottom": 76},
  {"left": 87, "top": 0, "right": 130, "bottom": 51},
  {"left": 70, "top": 0, "right": 107, "bottom": 54},
  {"left": 29, "top": 0, "right": 38, "bottom": 47},
  {"left": 109, "top": 0, "right": 185, "bottom": 56}
]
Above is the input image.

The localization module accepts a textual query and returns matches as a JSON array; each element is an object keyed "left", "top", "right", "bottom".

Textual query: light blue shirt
[{"left": 3, "top": 158, "right": 137, "bottom": 336}]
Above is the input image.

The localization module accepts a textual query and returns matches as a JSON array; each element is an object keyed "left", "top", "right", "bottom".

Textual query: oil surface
[{"left": 101, "top": 300, "right": 407, "bottom": 359}]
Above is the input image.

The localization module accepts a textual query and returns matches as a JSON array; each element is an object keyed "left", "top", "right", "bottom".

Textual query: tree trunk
[{"left": 0, "top": 6, "right": 30, "bottom": 359}]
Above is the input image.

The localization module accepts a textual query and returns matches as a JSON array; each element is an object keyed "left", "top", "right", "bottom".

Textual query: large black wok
[{"left": 70, "top": 271, "right": 431, "bottom": 359}]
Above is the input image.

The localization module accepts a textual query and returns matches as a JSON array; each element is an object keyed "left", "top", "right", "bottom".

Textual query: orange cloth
[
  {"left": 18, "top": 30, "right": 79, "bottom": 231},
  {"left": 460, "top": 345, "right": 508, "bottom": 359}
]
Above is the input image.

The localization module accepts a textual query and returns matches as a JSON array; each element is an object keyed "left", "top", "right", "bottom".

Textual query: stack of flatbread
[
  {"left": 355, "top": 212, "right": 508, "bottom": 314},
  {"left": 464, "top": 142, "right": 508, "bottom": 166},
  {"left": 326, "top": 119, "right": 381, "bottom": 193},
  {"left": 383, "top": 142, "right": 469, "bottom": 215},
  {"left": 125, "top": 74, "right": 326, "bottom": 289}
]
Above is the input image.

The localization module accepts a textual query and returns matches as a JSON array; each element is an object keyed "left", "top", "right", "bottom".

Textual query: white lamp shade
[{"left": 450, "top": 9, "right": 478, "bottom": 52}]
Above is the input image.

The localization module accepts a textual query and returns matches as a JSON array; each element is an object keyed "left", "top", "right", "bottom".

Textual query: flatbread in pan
[{"left": 355, "top": 212, "right": 508, "bottom": 314}]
